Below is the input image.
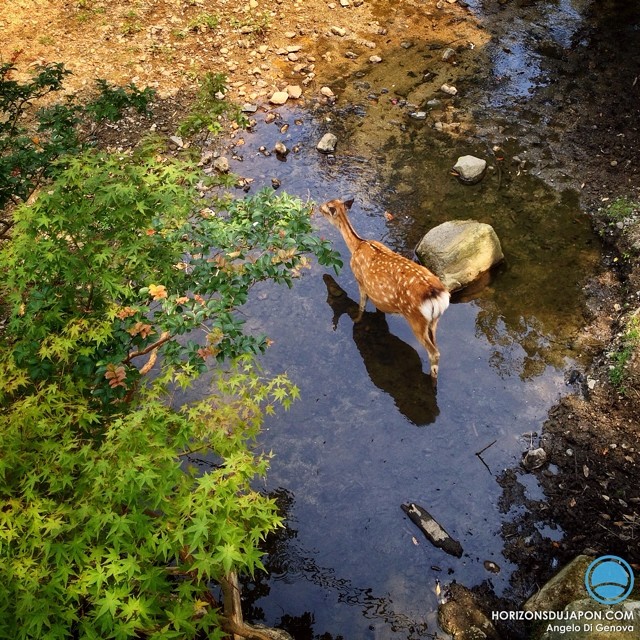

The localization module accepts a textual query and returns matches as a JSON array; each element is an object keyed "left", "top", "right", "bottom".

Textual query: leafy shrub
[
  {"left": 0, "top": 143, "right": 341, "bottom": 637},
  {"left": 178, "top": 72, "right": 248, "bottom": 140},
  {"left": 0, "top": 62, "right": 80, "bottom": 211},
  {"left": 84, "top": 78, "right": 155, "bottom": 122},
  {"left": 609, "top": 314, "right": 640, "bottom": 393},
  {"left": 0, "top": 62, "right": 155, "bottom": 215}
]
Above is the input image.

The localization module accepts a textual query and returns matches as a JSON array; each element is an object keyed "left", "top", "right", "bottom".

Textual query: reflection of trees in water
[
  {"left": 474, "top": 299, "right": 561, "bottom": 381},
  {"left": 458, "top": 259, "right": 587, "bottom": 380},
  {"left": 243, "top": 489, "right": 436, "bottom": 640}
]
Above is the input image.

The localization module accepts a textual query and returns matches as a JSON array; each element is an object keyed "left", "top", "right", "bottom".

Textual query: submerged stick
[{"left": 401, "top": 502, "right": 463, "bottom": 558}]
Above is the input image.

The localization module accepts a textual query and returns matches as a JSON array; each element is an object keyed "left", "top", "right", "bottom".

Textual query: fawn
[{"left": 319, "top": 198, "right": 450, "bottom": 379}]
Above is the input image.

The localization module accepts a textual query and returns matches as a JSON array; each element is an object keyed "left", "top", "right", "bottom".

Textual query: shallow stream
[{"left": 199, "top": 2, "right": 607, "bottom": 637}]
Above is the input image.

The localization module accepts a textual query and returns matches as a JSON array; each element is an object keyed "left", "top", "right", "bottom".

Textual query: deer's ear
[{"left": 343, "top": 197, "right": 354, "bottom": 209}]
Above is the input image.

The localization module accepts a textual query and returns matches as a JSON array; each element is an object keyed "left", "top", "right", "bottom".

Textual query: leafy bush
[
  {"left": 84, "top": 79, "right": 154, "bottom": 122},
  {"left": 177, "top": 72, "right": 248, "bottom": 140},
  {"left": 609, "top": 313, "right": 640, "bottom": 393},
  {"left": 0, "top": 62, "right": 155, "bottom": 214},
  {"left": 0, "top": 144, "right": 342, "bottom": 637},
  {"left": 0, "top": 62, "right": 80, "bottom": 211}
]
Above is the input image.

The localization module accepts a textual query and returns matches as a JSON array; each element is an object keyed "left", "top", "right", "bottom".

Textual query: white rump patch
[{"left": 419, "top": 290, "right": 450, "bottom": 321}]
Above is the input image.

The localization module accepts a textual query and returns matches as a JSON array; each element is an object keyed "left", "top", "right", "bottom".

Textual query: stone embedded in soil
[
  {"left": 330, "top": 25, "right": 347, "bottom": 36},
  {"left": 442, "top": 47, "right": 456, "bottom": 61},
  {"left": 438, "top": 584, "right": 501, "bottom": 640},
  {"left": 316, "top": 132, "right": 338, "bottom": 153},
  {"left": 522, "top": 447, "right": 548, "bottom": 471},
  {"left": 441, "top": 83, "right": 458, "bottom": 95},
  {"left": 369, "top": 55, "right": 382, "bottom": 63}
]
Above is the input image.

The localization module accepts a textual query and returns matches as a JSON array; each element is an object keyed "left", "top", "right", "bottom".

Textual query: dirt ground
[{"left": 3, "top": 0, "right": 639, "bottom": 623}]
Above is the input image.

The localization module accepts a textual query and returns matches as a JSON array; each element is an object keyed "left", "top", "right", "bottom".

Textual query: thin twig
[{"left": 475, "top": 439, "right": 497, "bottom": 456}]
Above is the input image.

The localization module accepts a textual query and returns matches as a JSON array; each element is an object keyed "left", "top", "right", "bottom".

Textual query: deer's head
[{"left": 319, "top": 198, "right": 354, "bottom": 227}]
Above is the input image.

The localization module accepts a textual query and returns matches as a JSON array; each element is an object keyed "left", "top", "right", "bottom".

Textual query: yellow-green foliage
[{"left": 0, "top": 143, "right": 340, "bottom": 637}]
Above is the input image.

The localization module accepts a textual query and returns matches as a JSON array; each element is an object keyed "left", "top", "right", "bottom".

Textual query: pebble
[
  {"left": 369, "top": 55, "right": 382, "bottom": 63},
  {"left": 274, "top": 141, "right": 288, "bottom": 156},
  {"left": 285, "top": 84, "right": 303, "bottom": 99},
  {"left": 440, "top": 83, "right": 458, "bottom": 95},
  {"left": 442, "top": 47, "right": 456, "bottom": 61},
  {"left": 317, "top": 132, "right": 338, "bottom": 153},
  {"left": 213, "top": 156, "right": 230, "bottom": 173},
  {"left": 320, "top": 86, "right": 335, "bottom": 98},
  {"left": 410, "top": 111, "right": 427, "bottom": 120},
  {"left": 331, "top": 26, "right": 347, "bottom": 36},
  {"left": 522, "top": 447, "right": 547, "bottom": 471},
  {"left": 269, "top": 91, "right": 289, "bottom": 105}
]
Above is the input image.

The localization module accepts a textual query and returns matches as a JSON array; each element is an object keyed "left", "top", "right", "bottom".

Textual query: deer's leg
[
  {"left": 355, "top": 286, "right": 368, "bottom": 322},
  {"left": 407, "top": 314, "right": 440, "bottom": 379}
]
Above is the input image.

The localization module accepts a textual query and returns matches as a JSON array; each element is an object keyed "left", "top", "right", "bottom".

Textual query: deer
[{"left": 319, "top": 198, "right": 450, "bottom": 380}]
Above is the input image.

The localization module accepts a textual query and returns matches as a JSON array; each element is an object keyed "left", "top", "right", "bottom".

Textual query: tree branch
[{"left": 125, "top": 331, "right": 171, "bottom": 364}]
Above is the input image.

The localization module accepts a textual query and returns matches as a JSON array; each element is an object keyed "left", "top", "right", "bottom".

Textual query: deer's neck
[{"left": 338, "top": 215, "right": 364, "bottom": 255}]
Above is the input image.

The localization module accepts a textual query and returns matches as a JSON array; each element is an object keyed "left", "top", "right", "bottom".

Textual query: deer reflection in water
[{"left": 323, "top": 275, "right": 439, "bottom": 426}]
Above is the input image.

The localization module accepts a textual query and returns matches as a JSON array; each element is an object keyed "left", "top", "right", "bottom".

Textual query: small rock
[
  {"left": 320, "top": 86, "right": 335, "bottom": 98},
  {"left": 284, "top": 31, "right": 297, "bottom": 38},
  {"left": 241, "top": 103, "right": 258, "bottom": 113},
  {"left": 330, "top": 26, "right": 347, "bottom": 36},
  {"left": 453, "top": 155, "right": 487, "bottom": 184},
  {"left": 269, "top": 91, "right": 289, "bottom": 105},
  {"left": 285, "top": 84, "right": 303, "bottom": 99},
  {"left": 440, "top": 83, "right": 458, "bottom": 95},
  {"left": 484, "top": 560, "right": 501, "bottom": 574},
  {"left": 274, "top": 141, "right": 288, "bottom": 156},
  {"left": 442, "top": 47, "right": 456, "bottom": 61},
  {"left": 213, "top": 156, "right": 230, "bottom": 173},
  {"left": 522, "top": 447, "right": 548, "bottom": 471},
  {"left": 410, "top": 111, "right": 428, "bottom": 120},
  {"left": 287, "top": 52, "right": 299, "bottom": 62},
  {"left": 439, "top": 584, "right": 501, "bottom": 640},
  {"left": 369, "top": 55, "right": 382, "bottom": 63},
  {"left": 169, "top": 135, "right": 184, "bottom": 148},
  {"left": 340, "top": 0, "right": 350, "bottom": 5},
  {"left": 317, "top": 132, "right": 338, "bottom": 154}
]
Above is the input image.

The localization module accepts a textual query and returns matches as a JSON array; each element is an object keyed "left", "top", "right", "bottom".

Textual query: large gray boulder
[{"left": 416, "top": 219, "right": 504, "bottom": 292}]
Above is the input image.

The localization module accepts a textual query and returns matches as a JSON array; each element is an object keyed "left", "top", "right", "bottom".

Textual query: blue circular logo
[{"left": 585, "top": 555, "right": 635, "bottom": 605}]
